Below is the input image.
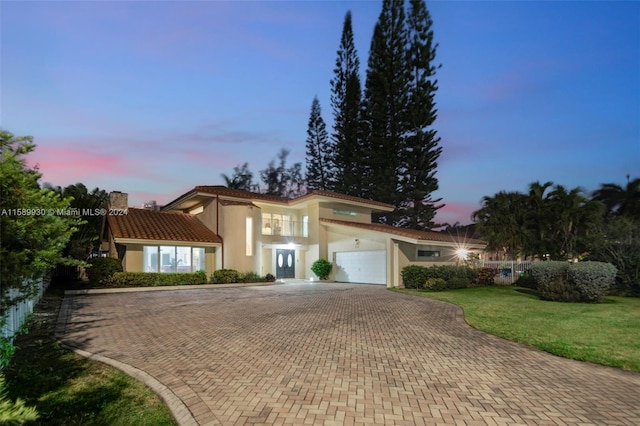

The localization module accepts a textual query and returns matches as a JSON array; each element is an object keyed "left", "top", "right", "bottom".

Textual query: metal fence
[
  {"left": 481, "top": 260, "right": 536, "bottom": 285},
  {"left": 1, "top": 277, "right": 49, "bottom": 341}
]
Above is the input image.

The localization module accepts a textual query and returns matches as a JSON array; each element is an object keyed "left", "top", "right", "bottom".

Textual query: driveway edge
[{"left": 59, "top": 342, "right": 199, "bottom": 426}]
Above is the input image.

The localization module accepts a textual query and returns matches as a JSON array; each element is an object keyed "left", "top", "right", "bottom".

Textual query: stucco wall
[
  {"left": 124, "top": 244, "right": 143, "bottom": 272},
  {"left": 319, "top": 203, "right": 374, "bottom": 224},
  {"left": 221, "top": 205, "right": 261, "bottom": 273}
]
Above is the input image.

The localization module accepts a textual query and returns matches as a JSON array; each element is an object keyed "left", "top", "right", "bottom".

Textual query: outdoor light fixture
[{"left": 455, "top": 248, "right": 469, "bottom": 260}]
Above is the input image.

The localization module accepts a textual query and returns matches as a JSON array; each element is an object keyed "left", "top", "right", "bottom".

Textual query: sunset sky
[{"left": 2, "top": 1, "right": 639, "bottom": 225}]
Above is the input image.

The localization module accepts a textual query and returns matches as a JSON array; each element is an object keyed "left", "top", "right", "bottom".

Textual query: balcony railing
[{"left": 261, "top": 220, "right": 308, "bottom": 237}]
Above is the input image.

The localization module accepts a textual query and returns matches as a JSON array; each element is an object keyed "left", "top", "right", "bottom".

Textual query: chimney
[{"left": 109, "top": 191, "right": 128, "bottom": 209}]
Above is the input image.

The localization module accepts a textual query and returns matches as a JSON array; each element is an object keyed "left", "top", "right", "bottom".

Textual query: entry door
[{"left": 276, "top": 249, "right": 295, "bottom": 279}]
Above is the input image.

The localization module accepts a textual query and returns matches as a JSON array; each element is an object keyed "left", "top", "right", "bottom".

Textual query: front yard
[{"left": 394, "top": 286, "right": 640, "bottom": 372}]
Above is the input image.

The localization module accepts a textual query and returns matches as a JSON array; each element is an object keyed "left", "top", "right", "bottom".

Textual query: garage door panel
[{"left": 335, "top": 250, "right": 386, "bottom": 285}]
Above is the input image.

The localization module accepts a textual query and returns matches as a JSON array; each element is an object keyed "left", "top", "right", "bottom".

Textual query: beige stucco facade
[{"left": 105, "top": 188, "right": 486, "bottom": 287}]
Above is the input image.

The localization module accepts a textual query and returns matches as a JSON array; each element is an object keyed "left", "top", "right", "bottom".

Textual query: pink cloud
[
  {"left": 27, "top": 145, "right": 135, "bottom": 185},
  {"left": 434, "top": 201, "right": 481, "bottom": 226}
]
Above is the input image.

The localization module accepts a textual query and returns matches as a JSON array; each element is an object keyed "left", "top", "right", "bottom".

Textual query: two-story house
[{"left": 103, "top": 186, "right": 486, "bottom": 287}]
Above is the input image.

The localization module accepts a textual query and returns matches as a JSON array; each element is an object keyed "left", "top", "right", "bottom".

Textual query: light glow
[{"left": 455, "top": 248, "right": 469, "bottom": 260}]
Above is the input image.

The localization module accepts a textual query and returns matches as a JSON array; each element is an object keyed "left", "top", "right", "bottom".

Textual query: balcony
[{"left": 262, "top": 220, "right": 308, "bottom": 238}]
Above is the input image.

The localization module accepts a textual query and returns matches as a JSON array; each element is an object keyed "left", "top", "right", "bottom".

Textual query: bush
[
  {"left": 401, "top": 265, "right": 477, "bottom": 289},
  {"left": 265, "top": 273, "right": 276, "bottom": 282},
  {"left": 0, "top": 376, "right": 39, "bottom": 424},
  {"left": 514, "top": 272, "right": 537, "bottom": 289},
  {"left": 567, "top": 262, "right": 617, "bottom": 303},
  {"left": 530, "top": 261, "right": 617, "bottom": 303},
  {"left": 530, "top": 261, "right": 570, "bottom": 301},
  {"left": 194, "top": 270, "right": 208, "bottom": 284},
  {"left": 311, "top": 259, "right": 332, "bottom": 280},
  {"left": 447, "top": 277, "right": 471, "bottom": 289},
  {"left": 242, "top": 272, "right": 264, "bottom": 283},
  {"left": 401, "top": 265, "right": 429, "bottom": 289},
  {"left": 424, "top": 278, "right": 447, "bottom": 291},
  {"left": 211, "top": 269, "right": 241, "bottom": 284},
  {"left": 475, "top": 267, "right": 497, "bottom": 286},
  {"left": 86, "top": 257, "right": 122, "bottom": 285},
  {"left": 106, "top": 272, "right": 207, "bottom": 287}
]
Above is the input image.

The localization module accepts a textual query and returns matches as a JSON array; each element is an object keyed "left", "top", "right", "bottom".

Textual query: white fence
[
  {"left": 1, "top": 277, "right": 49, "bottom": 341},
  {"left": 481, "top": 260, "right": 535, "bottom": 285}
]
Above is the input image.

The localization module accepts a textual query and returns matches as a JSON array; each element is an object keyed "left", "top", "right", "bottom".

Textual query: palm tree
[
  {"left": 547, "top": 185, "right": 604, "bottom": 260},
  {"left": 592, "top": 176, "right": 640, "bottom": 218},
  {"left": 472, "top": 191, "right": 529, "bottom": 259},
  {"left": 523, "top": 181, "right": 554, "bottom": 259}
]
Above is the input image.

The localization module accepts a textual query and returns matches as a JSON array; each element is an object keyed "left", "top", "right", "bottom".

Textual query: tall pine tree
[
  {"left": 363, "top": 0, "right": 410, "bottom": 222},
  {"left": 330, "top": 11, "right": 364, "bottom": 196},
  {"left": 305, "top": 96, "right": 333, "bottom": 190},
  {"left": 396, "top": 0, "right": 443, "bottom": 229}
]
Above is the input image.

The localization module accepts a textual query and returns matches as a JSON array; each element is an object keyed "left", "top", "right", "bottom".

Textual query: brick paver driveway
[{"left": 57, "top": 283, "right": 640, "bottom": 425}]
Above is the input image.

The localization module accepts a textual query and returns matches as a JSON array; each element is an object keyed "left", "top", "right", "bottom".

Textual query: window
[
  {"left": 333, "top": 209, "right": 357, "bottom": 217},
  {"left": 302, "top": 215, "right": 309, "bottom": 237},
  {"left": 246, "top": 217, "right": 253, "bottom": 256},
  {"left": 143, "top": 246, "right": 207, "bottom": 272},
  {"left": 261, "top": 213, "right": 291, "bottom": 235},
  {"left": 192, "top": 248, "right": 205, "bottom": 271},
  {"left": 417, "top": 245, "right": 441, "bottom": 259},
  {"left": 143, "top": 246, "right": 158, "bottom": 272}
]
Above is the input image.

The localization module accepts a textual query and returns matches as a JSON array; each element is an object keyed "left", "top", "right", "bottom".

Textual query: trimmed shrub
[
  {"left": 265, "top": 273, "right": 276, "bottom": 282},
  {"left": 194, "top": 270, "right": 208, "bottom": 284},
  {"left": 106, "top": 272, "right": 207, "bottom": 288},
  {"left": 242, "top": 272, "right": 263, "bottom": 283},
  {"left": 514, "top": 272, "right": 537, "bottom": 289},
  {"left": 424, "top": 278, "right": 447, "bottom": 291},
  {"left": 530, "top": 261, "right": 617, "bottom": 303},
  {"left": 311, "top": 259, "right": 332, "bottom": 280},
  {"left": 530, "top": 261, "right": 570, "bottom": 301},
  {"left": 475, "top": 267, "right": 497, "bottom": 286},
  {"left": 567, "top": 262, "right": 617, "bottom": 303},
  {"left": 211, "top": 269, "right": 241, "bottom": 284},
  {"left": 401, "top": 265, "right": 429, "bottom": 289},
  {"left": 447, "top": 277, "right": 471, "bottom": 289},
  {"left": 402, "top": 265, "right": 476, "bottom": 289},
  {"left": 86, "top": 257, "right": 122, "bottom": 285}
]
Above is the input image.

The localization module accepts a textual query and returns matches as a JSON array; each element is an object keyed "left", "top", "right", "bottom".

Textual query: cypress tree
[
  {"left": 396, "top": 0, "right": 443, "bottom": 229},
  {"left": 330, "top": 11, "right": 364, "bottom": 196},
  {"left": 305, "top": 96, "right": 333, "bottom": 191},
  {"left": 363, "top": 0, "right": 410, "bottom": 222}
]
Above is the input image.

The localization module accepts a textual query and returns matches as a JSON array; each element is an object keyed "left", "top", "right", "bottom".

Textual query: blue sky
[{"left": 2, "top": 0, "right": 639, "bottom": 225}]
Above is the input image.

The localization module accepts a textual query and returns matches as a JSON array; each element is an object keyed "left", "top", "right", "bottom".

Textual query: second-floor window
[{"left": 262, "top": 213, "right": 292, "bottom": 236}]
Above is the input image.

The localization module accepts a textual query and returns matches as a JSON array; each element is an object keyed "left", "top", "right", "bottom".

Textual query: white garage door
[{"left": 335, "top": 250, "right": 387, "bottom": 285}]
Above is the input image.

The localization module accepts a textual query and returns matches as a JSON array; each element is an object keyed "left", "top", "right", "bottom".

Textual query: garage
[{"left": 334, "top": 250, "right": 387, "bottom": 285}]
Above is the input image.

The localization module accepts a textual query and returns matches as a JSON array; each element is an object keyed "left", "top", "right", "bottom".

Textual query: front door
[{"left": 276, "top": 249, "right": 295, "bottom": 279}]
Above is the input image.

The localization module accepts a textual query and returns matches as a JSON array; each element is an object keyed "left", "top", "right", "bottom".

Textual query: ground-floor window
[
  {"left": 416, "top": 245, "right": 441, "bottom": 260},
  {"left": 143, "top": 246, "right": 206, "bottom": 272}
]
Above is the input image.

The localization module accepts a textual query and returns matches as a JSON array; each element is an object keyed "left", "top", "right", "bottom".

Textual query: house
[{"left": 102, "top": 187, "right": 486, "bottom": 287}]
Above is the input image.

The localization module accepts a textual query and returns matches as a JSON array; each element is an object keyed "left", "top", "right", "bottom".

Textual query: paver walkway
[{"left": 57, "top": 283, "right": 640, "bottom": 425}]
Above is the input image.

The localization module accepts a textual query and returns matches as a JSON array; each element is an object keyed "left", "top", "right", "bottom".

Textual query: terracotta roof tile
[
  {"left": 295, "top": 190, "right": 395, "bottom": 209},
  {"left": 189, "top": 186, "right": 394, "bottom": 210},
  {"left": 320, "top": 218, "right": 486, "bottom": 245},
  {"left": 194, "top": 186, "right": 289, "bottom": 203},
  {"left": 107, "top": 208, "right": 221, "bottom": 243}
]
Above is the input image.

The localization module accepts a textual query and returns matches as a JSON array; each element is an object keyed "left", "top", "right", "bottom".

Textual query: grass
[
  {"left": 393, "top": 286, "right": 640, "bottom": 372},
  {"left": 2, "top": 284, "right": 176, "bottom": 425}
]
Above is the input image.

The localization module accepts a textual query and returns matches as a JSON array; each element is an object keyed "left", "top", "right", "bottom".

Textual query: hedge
[
  {"left": 401, "top": 265, "right": 477, "bottom": 291},
  {"left": 210, "top": 269, "right": 276, "bottom": 284},
  {"left": 105, "top": 271, "right": 207, "bottom": 288}
]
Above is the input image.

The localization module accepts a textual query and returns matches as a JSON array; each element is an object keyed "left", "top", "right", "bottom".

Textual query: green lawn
[
  {"left": 3, "top": 286, "right": 176, "bottom": 425},
  {"left": 393, "top": 286, "right": 640, "bottom": 372}
]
